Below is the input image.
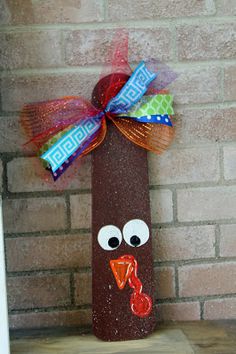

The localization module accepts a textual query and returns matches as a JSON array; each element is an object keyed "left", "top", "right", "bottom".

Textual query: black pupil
[
  {"left": 108, "top": 237, "right": 119, "bottom": 249},
  {"left": 130, "top": 235, "right": 141, "bottom": 247}
]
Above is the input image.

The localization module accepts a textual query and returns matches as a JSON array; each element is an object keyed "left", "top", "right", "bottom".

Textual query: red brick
[
  {"left": 204, "top": 298, "right": 236, "bottom": 320},
  {"left": 177, "top": 23, "right": 236, "bottom": 61},
  {"left": 65, "top": 28, "right": 172, "bottom": 66},
  {"left": 107, "top": 0, "right": 215, "bottom": 20},
  {"left": 7, "top": 274, "right": 71, "bottom": 310},
  {"left": 174, "top": 107, "right": 236, "bottom": 145},
  {"left": 154, "top": 267, "right": 176, "bottom": 299},
  {"left": 0, "top": 0, "right": 103, "bottom": 24},
  {"left": 216, "top": 0, "right": 236, "bottom": 15},
  {"left": 0, "top": 31, "right": 62, "bottom": 70},
  {"left": 170, "top": 67, "right": 221, "bottom": 105},
  {"left": 1, "top": 72, "right": 98, "bottom": 112},
  {"left": 74, "top": 272, "right": 92, "bottom": 305},
  {"left": 70, "top": 194, "right": 91, "bottom": 229},
  {"left": 223, "top": 145, "right": 236, "bottom": 180},
  {"left": 179, "top": 262, "right": 236, "bottom": 297},
  {"left": 153, "top": 225, "right": 215, "bottom": 262},
  {"left": 177, "top": 187, "right": 236, "bottom": 222},
  {"left": 224, "top": 65, "right": 236, "bottom": 101},
  {"left": 3, "top": 197, "right": 67, "bottom": 233},
  {"left": 150, "top": 189, "right": 173, "bottom": 223},
  {"left": 0, "top": 116, "right": 25, "bottom": 152},
  {"left": 7, "top": 156, "right": 91, "bottom": 192},
  {"left": 6, "top": 234, "right": 91, "bottom": 272},
  {"left": 149, "top": 147, "right": 219, "bottom": 185},
  {"left": 9, "top": 309, "right": 91, "bottom": 329},
  {"left": 219, "top": 224, "right": 236, "bottom": 257},
  {"left": 157, "top": 302, "right": 200, "bottom": 321}
]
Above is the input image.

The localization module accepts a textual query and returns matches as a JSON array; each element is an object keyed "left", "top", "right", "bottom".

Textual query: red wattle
[
  {"left": 116, "top": 254, "right": 152, "bottom": 318},
  {"left": 130, "top": 292, "right": 152, "bottom": 318},
  {"left": 123, "top": 256, "right": 152, "bottom": 318}
]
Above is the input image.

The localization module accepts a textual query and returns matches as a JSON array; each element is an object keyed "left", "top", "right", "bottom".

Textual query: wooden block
[{"left": 92, "top": 122, "right": 156, "bottom": 341}]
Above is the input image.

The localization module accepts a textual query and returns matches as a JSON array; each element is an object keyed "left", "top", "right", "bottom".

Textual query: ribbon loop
[
  {"left": 122, "top": 94, "right": 174, "bottom": 118},
  {"left": 105, "top": 61, "right": 157, "bottom": 114}
]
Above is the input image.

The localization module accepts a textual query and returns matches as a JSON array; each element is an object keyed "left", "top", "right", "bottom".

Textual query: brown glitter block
[{"left": 92, "top": 121, "right": 156, "bottom": 341}]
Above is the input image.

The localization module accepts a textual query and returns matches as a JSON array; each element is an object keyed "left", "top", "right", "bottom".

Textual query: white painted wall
[{"left": 0, "top": 198, "right": 10, "bottom": 354}]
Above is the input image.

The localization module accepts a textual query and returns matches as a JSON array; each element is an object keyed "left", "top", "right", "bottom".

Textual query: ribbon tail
[
  {"left": 50, "top": 130, "right": 99, "bottom": 181},
  {"left": 41, "top": 115, "right": 104, "bottom": 179},
  {"left": 52, "top": 117, "right": 108, "bottom": 180}
]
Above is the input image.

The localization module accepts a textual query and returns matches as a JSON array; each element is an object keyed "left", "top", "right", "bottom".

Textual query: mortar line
[
  {"left": 219, "top": 144, "right": 225, "bottom": 182},
  {"left": 152, "top": 220, "right": 236, "bottom": 229},
  {"left": 70, "top": 272, "right": 76, "bottom": 306},
  {"left": 200, "top": 301, "right": 204, "bottom": 320},
  {"left": 175, "top": 265, "right": 179, "bottom": 298},
  {"left": 0, "top": 151, "right": 35, "bottom": 159},
  {"left": 4, "top": 219, "right": 236, "bottom": 238},
  {"left": 4, "top": 228, "right": 91, "bottom": 238},
  {"left": 150, "top": 180, "right": 236, "bottom": 190},
  {"left": 220, "top": 64, "right": 225, "bottom": 102},
  {"left": 1, "top": 155, "right": 9, "bottom": 197},
  {"left": 1, "top": 189, "right": 91, "bottom": 200},
  {"left": 9, "top": 303, "right": 92, "bottom": 314},
  {"left": 172, "top": 188, "right": 178, "bottom": 223},
  {"left": 7, "top": 267, "right": 92, "bottom": 277},
  {"left": 64, "top": 193, "right": 72, "bottom": 231},
  {"left": 156, "top": 293, "right": 236, "bottom": 304},
  {"left": 2, "top": 59, "right": 236, "bottom": 77},
  {"left": 3, "top": 176, "right": 235, "bottom": 201},
  {"left": 215, "top": 224, "right": 221, "bottom": 258},
  {"left": 153, "top": 256, "right": 236, "bottom": 267},
  {"left": 6, "top": 256, "right": 236, "bottom": 277},
  {"left": 0, "top": 15, "right": 235, "bottom": 32}
]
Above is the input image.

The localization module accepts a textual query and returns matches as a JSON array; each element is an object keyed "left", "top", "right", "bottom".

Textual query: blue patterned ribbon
[
  {"left": 105, "top": 61, "right": 157, "bottom": 114},
  {"left": 124, "top": 114, "right": 172, "bottom": 126},
  {"left": 42, "top": 115, "right": 102, "bottom": 173}
]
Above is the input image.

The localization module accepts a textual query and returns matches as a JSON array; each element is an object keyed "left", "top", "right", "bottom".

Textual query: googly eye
[
  {"left": 123, "top": 219, "right": 149, "bottom": 247},
  {"left": 97, "top": 225, "right": 122, "bottom": 251}
]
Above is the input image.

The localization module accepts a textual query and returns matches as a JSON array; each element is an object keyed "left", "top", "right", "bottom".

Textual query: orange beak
[{"left": 110, "top": 257, "right": 133, "bottom": 290}]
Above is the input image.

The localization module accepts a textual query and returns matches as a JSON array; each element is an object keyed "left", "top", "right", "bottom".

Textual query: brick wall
[{"left": 0, "top": 0, "right": 236, "bottom": 330}]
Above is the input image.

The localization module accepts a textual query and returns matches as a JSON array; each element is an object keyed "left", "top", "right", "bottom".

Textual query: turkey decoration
[{"left": 20, "top": 31, "right": 176, "bottom": 341}]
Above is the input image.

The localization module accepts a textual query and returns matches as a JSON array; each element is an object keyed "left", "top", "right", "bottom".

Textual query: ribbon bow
[{"left": 21, "top": 37, "right": 176, "bottom": 181}]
